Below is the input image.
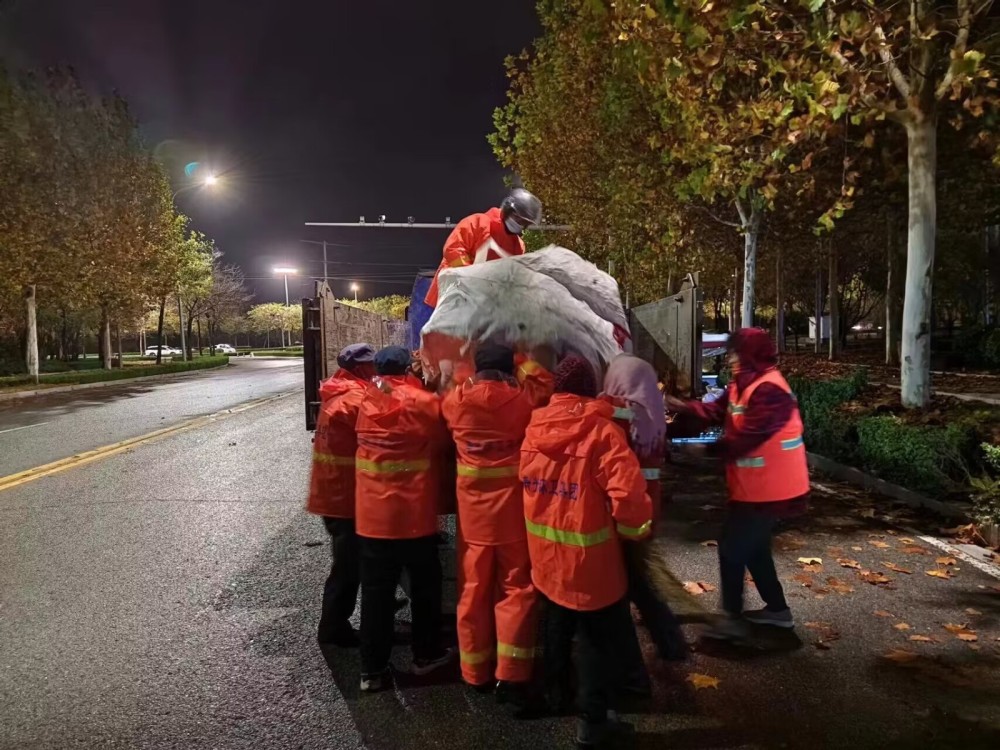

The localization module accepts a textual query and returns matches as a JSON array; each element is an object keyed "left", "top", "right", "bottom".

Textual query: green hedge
[
  {"left": 0, "top": 356, "right": 229, "bottom": 390},
  {"left": 788, "top": 369, "right": 867, "bottom": 463}
]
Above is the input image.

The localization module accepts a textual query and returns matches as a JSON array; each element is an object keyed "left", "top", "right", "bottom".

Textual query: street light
[
  {"left": 350, "top": 282, "right": 359, "bottom": 303},
  {"left": 172, "top": 173, "right": 220, "bottom": 200},
  {"left": 273, "top": 267, "right": 298, "bottom": 347}
]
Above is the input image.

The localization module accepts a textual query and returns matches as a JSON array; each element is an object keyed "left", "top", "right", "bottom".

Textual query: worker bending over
[
  {"left": 306, "top": 343, "right": 375, "bottom": 647},
  {"left": 441, "top": 343, "right": 553, "bottom": 709},
  {"left": 355, "top": 346, "right": 455, "bottom": 691},
  {"left": 667, "top": 328, "right": 809, "bottom": 640},
  {"left": 520, "top": 355, "right": 652, "bottom": 748},
  {"left": 424, "top": 188, "right": 542, "bottom": 308}
]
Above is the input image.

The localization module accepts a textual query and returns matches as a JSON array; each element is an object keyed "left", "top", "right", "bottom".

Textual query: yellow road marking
[{"left": 0, "top": 391, "right": 295, "bottom": 494}]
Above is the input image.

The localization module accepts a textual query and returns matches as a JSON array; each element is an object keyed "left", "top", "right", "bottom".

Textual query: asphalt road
[
  {"left": 2, "top": 373, "right": 1000, "bottom": 749},
  {"left": 0, "top": 358, "right": 303, "bottom": 476}
]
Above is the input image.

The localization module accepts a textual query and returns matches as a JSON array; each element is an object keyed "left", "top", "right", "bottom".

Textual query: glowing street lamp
[
  {"left": 172, "top": 173, "right": 220, "bottom": 200},
  {"left": 350, "top": 282, "right": 359, "bottom": 303},
  {"left": 273, "top": 267, "right": 298, "bottom": 348}
]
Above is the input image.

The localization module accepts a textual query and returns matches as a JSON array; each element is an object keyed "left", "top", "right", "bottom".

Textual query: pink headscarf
[{"left": 601, "top": 354, "right": 665, "bottom": 455}]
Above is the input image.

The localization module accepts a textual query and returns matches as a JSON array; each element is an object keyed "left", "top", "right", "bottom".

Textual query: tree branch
[
  {"left": 873, "top": 23, "right": 912, "bottom": 99},
  {"left": 696, "top": 204, "right": 743, "bottom": 230},
  {"left": 935, "top": 0, "right": 974, "bottom": 101}
]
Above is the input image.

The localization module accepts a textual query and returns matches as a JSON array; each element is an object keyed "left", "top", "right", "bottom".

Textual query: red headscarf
[{"left": 729, "top": 328, "right": 777, "bottom": 394}]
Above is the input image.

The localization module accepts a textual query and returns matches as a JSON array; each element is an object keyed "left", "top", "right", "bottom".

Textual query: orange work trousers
[{"left": 457, "top": 538, "right": 538, "bottom": 685}]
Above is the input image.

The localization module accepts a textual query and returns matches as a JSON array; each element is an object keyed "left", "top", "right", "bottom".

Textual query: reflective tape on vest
[
  {"left": 616, "top": 520, "right": 652, "bottom": 538},
  {"left": 356, "top": 458, "right": 430, "bottom": 474},
  {"left": 456, "top": 463, "right": 520, "bottom": 479},
  {"left": 728, "top": 404, "right": 746, "bottom": 415},
  {"left": 612, "top": 406, "right": 634, "bottom": 421},
  {"left": 641, "top": 467, "right": 660, "bottom": 480},
  {"left": 524, "top": 517, "right": 611, "bottom": 548},
  {"left": 312, "top": 452, "right": 356, "bottom": 466},
  {"left": 735, "top": 456, "right": 766, "bottom": 468},
  {"left": 460, "top": 647, "right": 494, "bottom": 665},
  {"left": 497, "top": 642, "right": 536, "bottom": 660},
  {"left": 781, "top": 436, "right": 804, "bottom": 450}
]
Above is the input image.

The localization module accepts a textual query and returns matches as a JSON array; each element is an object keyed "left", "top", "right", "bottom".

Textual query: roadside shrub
[
  {"left": 856, "top": 416, "right": 975, "bottom": 496},
  {"left": 971, "top": 442, "right": 1000, "bottom": 526},
  {"left": 982, "top": 329, "right": 1000, "bottom": 370},
  {"left": 788, "top": 369, "right": 867, "bottom": 462},
  {"left": 0, "top": 356, "right": 229, "bottom": 390}
]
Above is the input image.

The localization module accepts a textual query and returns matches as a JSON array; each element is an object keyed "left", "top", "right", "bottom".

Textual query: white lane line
[
  {"left": 0, "top": 422, "right": 50, "bottom": 436},
  {"left": 909, "top": 532, "right": 1000, "bottom": 581}
]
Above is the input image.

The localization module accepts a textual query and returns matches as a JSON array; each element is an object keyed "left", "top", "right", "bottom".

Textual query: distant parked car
[
  {"left": 144, "top": 346, "right": 181, "bottom": 357},
  {"left": 211, "top": 343, "right": 236, "bottom": 355}
]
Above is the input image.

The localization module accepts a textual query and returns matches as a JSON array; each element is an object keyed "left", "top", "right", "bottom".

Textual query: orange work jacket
[
  {"left": 355, "top": 375, "right": 450, "bottom": 539},
  {"left": 442, "top": 363, "right": 553, "bottom": 545},
  {"left": 307, "top": 370, "right": 368, "bottom": 518},
  {"left": 424, "top": 208, "right": 525, "bottom": 308},
  {"left": 520, "top": 394, "right": 652, "bottom": 611},
  {"left": 725, "top": 369, "right": 810, "bottom": 503},
  {"left": 604, "top": 395, "right": 664, "bottom": 528}
]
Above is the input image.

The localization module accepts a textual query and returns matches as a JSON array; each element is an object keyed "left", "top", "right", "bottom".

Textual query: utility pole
[{"left": 322, "top": 240, "right": 329, "bottom": 287}]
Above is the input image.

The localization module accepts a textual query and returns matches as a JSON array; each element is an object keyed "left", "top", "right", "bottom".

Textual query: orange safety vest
[
  {"left": 520, "top": 394, "right": 652, "bottom": 612},
  {"left": 724, "top": 369, "right": 810, "bottom": 502},
  {"left": 355, "top": 375, "right": 449, "bottom": 539},
  {"left": 306, "top": 370, "right": 368, "bottom": 518},
  {"left": 604, "top": 396, "right": 664, "bottom": 528},
  {"left": 424, "top": 208, "right": 525, "bottom": 308},
  {"left": 442, "top": 363, "right": 552, "bottom": 546}
]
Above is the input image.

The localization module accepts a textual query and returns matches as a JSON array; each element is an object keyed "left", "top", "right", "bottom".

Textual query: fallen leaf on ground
[
  {"left": 935, "top": 556, "right": 957, "bottom": 566},
  {"left": 686, "top": 673, "right": 720, "bottom": 690},
  {"left": 884, "top": 562, "right": 913, "bottom": 574},
  {"left": 870, "top": 540, "right": 891, "bottom": 549},
  {"left": 883, "top": 649, "right": 920, "bottom": 665},
  {"left": 683, "top": 581, "right": 716, "bottom": 596},
  {"left": 873, "top": 610, "right": 894, "bottom": 618},
  {"left": 859, "top": 570, "right": 892, "bottom": 585},
  {"left": 797, "top": 557, "right": 823, "bottom": 565},
  {"left": 838, "top": 558, "right": 862, "bottom": 570},
  {"left": 965, "top": 608, "right": 983, "bottom": 616},
  {"left": 802, "top": 563, "right": 824, "bottom": 573},
  {"left": 926, "top": 569, "right": 955, "bottom": 580},
  {"left": 792, "top": 573, "right": 814, "bottom": 587},
  {"left": 887, "top": 530, "right": 898, "bottom": 536},
  {"left": 909, "top": 635, "right": 935, "bottom": 643},
  {"left": 902, "top": 545, "right": 930, "bottom": 555},
  {"left": 957, "top": 632, "right": 979, "bottom": 642},
  {"left": 700, "top": 540, "right": 718, "bottom": 547},
  {"left": 943, "top": 623, "right": 970, "bottom": 633},
  {"left": 826, "top": 577, "right": 855, "bottom": 595},
  {"left": 851, "top": 546, "right": 864, "bottom": 552},
  {"left": 827, "top": 546, "right": 845, "bottom": 556},
  {"left": 899, "top": 537, "right": 915, "bottom": 544},
  {"left": 859, "top": 508, "right": 876, "bottom": 518},
  {"left": 894, "top": 623, "right": 911, "bottom": 631}
]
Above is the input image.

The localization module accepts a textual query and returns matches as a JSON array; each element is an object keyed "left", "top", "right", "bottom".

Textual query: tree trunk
[
  {"left": 776, "top": 244, "right": 786, "bottom": 353},
  {"left": 116, "top": 322, "right": 123, "bottom": 364},
  {"left": 886, "top": 214, "right": 902, "bottom": 366},
  {"left": 156, "top": 297, "right": 166, "bottom": 365},
  {"left": 266, "top": 330, "right": 270, "bottom": 348},
  {"left": 197, "top": 318, "right": 203, "bottom": 355},
  {"left": 185, "top": 308, "right": 195, "bottom": 360},
  {"left": 25, "top": 285, "right": 39, "bottom": 383},
  {"left": 829, "top": 241, "right": 840, "bottom": 361},
  {"left": 177, "top": 294, "right": 188, "bottom": 362},
  {"left": 738, "top": 200, "right": 761, "bottom": 328},
  {"left": 900, "top": 117, "right": 937, "bottom": 408},
  {"left": 729, "top": 264, "right": 740, "bottom": 332},
  {"left": 100, "top": 308, "right": 112, "bottom": 370},
  {"left": 814, "top": 267, "right": 823, "bottom": 354}
]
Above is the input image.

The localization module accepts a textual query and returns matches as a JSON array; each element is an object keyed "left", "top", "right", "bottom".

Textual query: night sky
[{"left": 1, "top": 0, "right": 540, "bottom": 303}]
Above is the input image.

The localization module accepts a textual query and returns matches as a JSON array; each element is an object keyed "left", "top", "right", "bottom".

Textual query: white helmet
[{"left": 501, "top": 188, "right": 542, "bottom": 229}]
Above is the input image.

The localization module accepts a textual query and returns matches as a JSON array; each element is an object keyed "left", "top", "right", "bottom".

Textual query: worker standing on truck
[
  {"left": 423, "top": 188, "right": 543, "bottom": 309},
  {"left": 354, "top": 346, "right": 456, "bottom": 692},
  {"left": 666, "top": 328, "right": 810, "bottom": 641},
  {"left": 306, "top": 343, "right": 375, "bottom": 647},
  {"left": 520, "top": 355, "right": 652, "bottom": 748},
  {"left": 441, "top": 343, "right": 553, "bottom": 711}
]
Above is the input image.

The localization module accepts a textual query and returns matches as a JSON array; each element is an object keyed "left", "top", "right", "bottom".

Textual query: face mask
[{"left": 504, "top": 216, "right": 523, "bottom": 235}]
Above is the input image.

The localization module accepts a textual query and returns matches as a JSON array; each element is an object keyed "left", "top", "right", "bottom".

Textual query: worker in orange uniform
[
  {"left": 520, "top": 355, "right": 652, "bottom": 748},
  {"left": 667, "top": 328, "right": 810, "bottom": 641},
  {"left": 355, "top": 346, "right": 456, "bottom": 692},
  {"left": 441, "top": 343, "right": 553, "bottom": 710},
  {"left": 306, "top": 343, "right": 375, "bottom": 647},
  {"left": 424, "top": 188, "right": 543, "bottom": 308}
]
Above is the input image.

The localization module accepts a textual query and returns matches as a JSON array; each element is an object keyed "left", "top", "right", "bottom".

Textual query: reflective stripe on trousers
[
  {"left": 355, "top": 458, "right": 430, "bottom": 473},
  {"left": 312, "top": 452, "right": 356, "bottom": 466}
]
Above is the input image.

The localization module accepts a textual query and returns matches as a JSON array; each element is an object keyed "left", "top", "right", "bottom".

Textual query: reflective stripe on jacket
[
  {"left": 520, "top": 394, "right": 652, "bottom": 611},
  {"left": 306, "top": 370, "right": 367, "bottom": 518},
  {"left": 424, "top": 208, "right": 525, "bottom": 308},
  {"left": 724, "top": 370, "right": 810, "bottom": 502},
  {"left": 605, "top": 397, "right": 664, "bottom": 527},
  {"left": 355, "top": 376, "right": 449, "bottom": 539},
  {"left": 442, "top": 364, "right": 552, "bottom": 546}
]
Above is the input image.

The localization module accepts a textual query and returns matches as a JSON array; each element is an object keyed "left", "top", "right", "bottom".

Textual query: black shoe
[
  {"left": 319, "top": 626, "right": 360, "bottom": 648},
  {"left": 576, "top": 713, "right": 635, "bottom": 748},
  {"left": 621, "top": 668, "right": 652, "bottom": 698},
  {"left": 411, "top": 647, "right": 457, "bottom": 675},
  {"left": 467, "top": 680, "right": 495, "bottom": 695},
  {"left": 360, "top": 667, "right": 392, "bottom": 693},
  {"left": 655, "top": 631, "right": 690, "bottom": 662},
  {"left": 496, "top": 681, "right": 544, "bottom": 720}
]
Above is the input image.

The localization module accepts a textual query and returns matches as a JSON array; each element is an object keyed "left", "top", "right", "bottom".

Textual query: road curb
[
  {"left": 875, "top": 381, "right": 1000, "bottom": 406},
  {"left": 0, "top": 363, "right": 231, "bottom": 402},
  {"left": 806, "top": 451, "right": 969, "bottom": 520}
]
